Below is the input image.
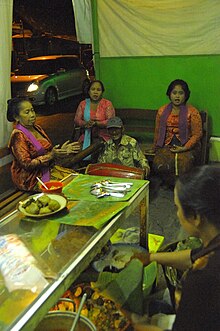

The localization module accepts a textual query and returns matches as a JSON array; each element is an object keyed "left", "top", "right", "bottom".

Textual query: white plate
[{"left": 18, "top": 193, "right": 67, "bottom": 218}]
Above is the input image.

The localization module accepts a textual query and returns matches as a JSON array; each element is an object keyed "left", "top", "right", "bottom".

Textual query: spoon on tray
[{"left": 90, "top": 188, "right": 125, "bottom": 198}]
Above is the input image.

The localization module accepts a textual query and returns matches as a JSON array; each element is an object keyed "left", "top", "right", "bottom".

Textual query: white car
[{"left": 11, "top": 55, "right": 90, "bottom": 106}]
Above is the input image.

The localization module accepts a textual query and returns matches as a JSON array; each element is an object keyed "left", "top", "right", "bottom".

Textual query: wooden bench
[
  {"left": 116, "top": 108, "right": 156, "bottom": 150},
  {"left": 115, "top": 108, "right": 210, "bottom": 165}
]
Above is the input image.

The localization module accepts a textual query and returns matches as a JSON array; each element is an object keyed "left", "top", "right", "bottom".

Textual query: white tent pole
[{"left": 0, "top": 0, "right": 13, "bottom": 148}]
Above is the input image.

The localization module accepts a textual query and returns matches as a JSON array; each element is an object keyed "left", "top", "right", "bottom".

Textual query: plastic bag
[{"left": 0, "top": 234, "right": 48, "bottom": 293}]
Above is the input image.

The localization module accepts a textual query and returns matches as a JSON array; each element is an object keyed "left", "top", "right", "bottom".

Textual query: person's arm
[
  {"left": 133, "top": 142, "right": 150, "bottom": 177},
  {"left": 97, "top": 141, "right": 109, "bottom": 163},
  {"left": 150, "top": 249, "right": 192, "bottom": 271},
  {"left": 153, "top": 107, "right": 164, "bottom": 150},
  {"left": 184, "top": 106, "right": 203, "bottom": 150},
  {"left": 53, "top": 141, "right": 81, "bottom": 158}
]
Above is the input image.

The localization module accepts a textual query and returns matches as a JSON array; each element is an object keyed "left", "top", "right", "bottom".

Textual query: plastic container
[{"left": 40, "top": 181, "right": 63, "bottom": 194}]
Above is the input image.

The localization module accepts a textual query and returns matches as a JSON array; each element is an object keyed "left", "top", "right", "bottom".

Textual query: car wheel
[{"left": 45, "top": 87, "right": 58, "bottom": 106}]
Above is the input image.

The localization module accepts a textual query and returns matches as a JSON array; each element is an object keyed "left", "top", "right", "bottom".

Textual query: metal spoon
[
  {"left": 91, "top": 183, "right": 128, "bottom": 192},
  {"left": 97, "top": 191, "right": 125, "bottom": 198},
  {"left": 101, "top": 180, "right": 133, "bottom": 187},
  {"left": 70, "top": 293, "right": 87, "bottom": 331},
  {"left": 90, "top": 188, "right": 125, "bottom": 198}
]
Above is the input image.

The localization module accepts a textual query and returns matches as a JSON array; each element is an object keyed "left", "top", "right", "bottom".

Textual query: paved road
[{"left": 35, "top": 95, "right": 82, "bottom": 145}]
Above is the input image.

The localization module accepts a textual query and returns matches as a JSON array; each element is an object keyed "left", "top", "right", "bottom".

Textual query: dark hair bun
[
  {"left": 7, "top": 99, "right": 16, "bottom": 122},
  {"left": 6, "top": 97, "right": 29, "bottom": 122}
]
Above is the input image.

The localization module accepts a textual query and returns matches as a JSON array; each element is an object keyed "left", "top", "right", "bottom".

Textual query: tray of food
[{"left": 51, "top": 283, "right": 130, "bottom": 331}]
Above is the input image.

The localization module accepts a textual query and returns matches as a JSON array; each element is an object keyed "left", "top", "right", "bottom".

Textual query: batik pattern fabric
[
  {"left": 8, "top": 124, "right": 53, "bottom": 191},
  {"left": 74, "top": 98, "right": 115, "bottom": 142},
  {"left": 98, "top": 134, "right": 149, "bottom": 170}
]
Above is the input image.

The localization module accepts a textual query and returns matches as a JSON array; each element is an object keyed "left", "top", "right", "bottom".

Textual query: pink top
[{"left": 74, "top": 98, "right": 115, "bottom": 141}]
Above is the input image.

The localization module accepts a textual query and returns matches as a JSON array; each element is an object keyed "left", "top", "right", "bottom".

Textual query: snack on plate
[
  {"left": 22, "top": 194, "right": 61, "bottom": 215},
  {"left": 0, "top": 234, "right": 48, "bottom": 293}
]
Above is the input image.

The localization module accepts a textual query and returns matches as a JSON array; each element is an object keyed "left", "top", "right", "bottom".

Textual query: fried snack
[
  {"left": 23, "top": 194, "right": 61, "bottom": 215},
  {"left": 48, "top": 199, "right": 60, "bottom": 211},
  {"left": 37, "top": 195, "right": 51, "bottom": 206},
  {"left": 25, "top": 202, "right": 40, "bottom": 215}
]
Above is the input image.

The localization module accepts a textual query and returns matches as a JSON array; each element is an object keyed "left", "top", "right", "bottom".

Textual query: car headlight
[{"left": 27, "top": 83, "right": 39, "bottom": 92}]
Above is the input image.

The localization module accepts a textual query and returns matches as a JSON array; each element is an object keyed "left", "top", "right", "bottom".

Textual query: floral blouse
[
  {"left": 74, "top": 98, "right": 115, "bottom": 142},
  {"left": 8, "top": 125, "right": 53, "bottom": 191}
]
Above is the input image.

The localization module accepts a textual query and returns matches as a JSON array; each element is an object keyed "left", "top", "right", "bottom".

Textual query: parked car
[{"left": 11, "top": 55, "right": 90, "bottom": 106}]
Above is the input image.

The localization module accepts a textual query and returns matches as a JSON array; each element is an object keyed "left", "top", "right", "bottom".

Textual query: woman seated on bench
[
  {"left": 152, "top": 79, "right": 202, "bottom": 185},
  {"left": 74, "top": 80, "right": 115, "bottom": 155},
  {"left": 7, "top": 97, "right": 81, "bottom": 192}
]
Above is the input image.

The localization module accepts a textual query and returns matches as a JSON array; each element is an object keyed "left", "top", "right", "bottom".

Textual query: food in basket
[{"left": 51, "top": 283, "right": 130, "bottom": 331}]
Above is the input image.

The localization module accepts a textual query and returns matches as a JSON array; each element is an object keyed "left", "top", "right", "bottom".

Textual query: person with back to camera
[
  {"left": 74, "top": 80, "right": 115, "bottom": 155},
  {"left": 129, "top": 165, "right": 220, "bottom": 331},
  {"left": 7, "top": 97, "right": 81, "bottom": 192},
  {"left": 98, "top": 116, "right": 150, "bottom": 178},
  {"left": 152, "top": 79, "right": 202, "bottom": 186}
]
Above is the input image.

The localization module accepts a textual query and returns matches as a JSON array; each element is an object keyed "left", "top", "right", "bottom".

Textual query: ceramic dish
[{"left": 17, "top": 193, "right": 67, "bottom": 218}]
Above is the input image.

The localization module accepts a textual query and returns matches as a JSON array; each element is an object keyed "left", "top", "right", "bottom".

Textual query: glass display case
[{"left": 0, "top": 174, "right": 149, "bottom": 331}]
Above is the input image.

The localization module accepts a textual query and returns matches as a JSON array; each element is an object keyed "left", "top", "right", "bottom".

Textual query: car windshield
[{"left": 17, "top": 60, "right": 57, "bottom": 75}]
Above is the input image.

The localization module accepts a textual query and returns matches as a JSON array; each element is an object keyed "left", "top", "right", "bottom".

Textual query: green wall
[
  {"left": 97, "top": 55, "right": 220, "bottom": 136},
  {"left": 91, "top": 0, "right": 220, "bottom": 137}
]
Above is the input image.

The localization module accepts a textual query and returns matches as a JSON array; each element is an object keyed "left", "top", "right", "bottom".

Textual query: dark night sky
[{"left": 13, "top": 0, "right": 76, "bottom": 36}]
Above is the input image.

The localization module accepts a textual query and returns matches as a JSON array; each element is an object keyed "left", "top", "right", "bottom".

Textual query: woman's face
[
  {"left": 15, "top": 100, "right": 36, "bottom": 128},
  {"left": 174, "top": 186, "right": 199, "bottom": 237},
  {"left": 169, "top": 84, "right": 186, "bottom": 106},
  {"left": 89, "top": 82, "right": 103, "bottom": 102}
]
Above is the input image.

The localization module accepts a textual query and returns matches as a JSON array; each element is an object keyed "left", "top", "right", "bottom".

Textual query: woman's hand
[
  {"left": 170, "top": 145, "right": 187, "bottom": 153},
  {"left": 53, "top": 141, "right": 81, "bottom": 157},
  {"left": 127, "top": 251, "right": 151, "bottom": 266},
  {"left": 144, "top": 166, "right": 151, "bottom": 178},
  {"left": 60, "top": 141, "right": 81, "bottom": 154},
  {"left": 46, "top": 150, "right": 54, "bottom": 161}
]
